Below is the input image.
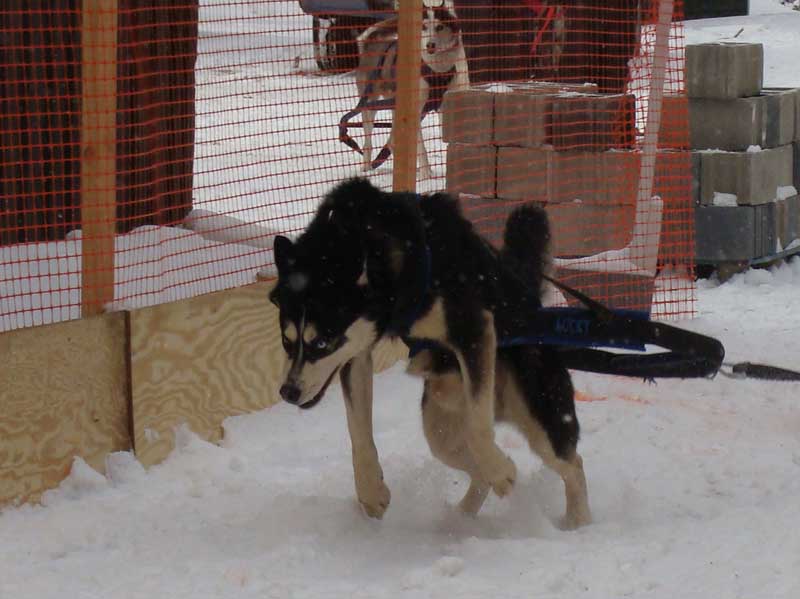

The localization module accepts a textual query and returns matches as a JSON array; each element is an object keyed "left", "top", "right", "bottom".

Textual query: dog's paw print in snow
[{"left": 401, "top": 556, "right": 465, "bottom": 590}]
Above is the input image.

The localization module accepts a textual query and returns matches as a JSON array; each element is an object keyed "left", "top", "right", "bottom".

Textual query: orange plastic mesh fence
[{"left": 0, "top": 0, "right": 693, "bottom": 332}]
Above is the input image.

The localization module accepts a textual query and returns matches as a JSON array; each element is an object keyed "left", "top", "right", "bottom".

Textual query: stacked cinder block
[
  {"left": 442, "top": 81, "right": 639, "bottom": 258},
  {"left": 688, "top": 42, "right": 800, "bottom": 263}
]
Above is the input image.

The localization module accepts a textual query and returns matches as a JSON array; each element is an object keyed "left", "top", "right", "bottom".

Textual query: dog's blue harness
[
  {"left": 397, "top": 194, "right": 732, "bottom": 381},
  {"left": 399, "top": 232, "right": 800, "bottom": 382}
]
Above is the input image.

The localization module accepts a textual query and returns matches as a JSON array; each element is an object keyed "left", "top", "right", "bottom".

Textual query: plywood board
[
  {"left": 0, "top": 312, "right": 130, "bottom": 506},
  {"left": 130, "top": 282, "right": 283, "bottom": 466},
  {"left": 130, "top": 281, "right": 410, "bottom": 467}
]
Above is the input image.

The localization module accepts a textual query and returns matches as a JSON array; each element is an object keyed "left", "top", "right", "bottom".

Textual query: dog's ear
[{"left": 273, "top": 235, "right": 294, "bottom": 276}]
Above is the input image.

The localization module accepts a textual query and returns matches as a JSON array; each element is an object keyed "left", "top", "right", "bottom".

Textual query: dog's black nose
[
  {"left": 426, "top": 41, "right": 436, "bottom": 53},
  {"left": 280, "top": 383, "right": 301, "bottom": 404}
]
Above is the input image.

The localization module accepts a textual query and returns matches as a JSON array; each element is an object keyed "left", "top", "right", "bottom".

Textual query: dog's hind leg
[
  {"left": 411, "top": 301, "right": 517, "bottom": 499},
  {"left": 452, "top": 310, "right": 517, "bottom": 499},
  {"left": 502, "top": 387, "right": 592, "bottom": 529},
  {"left": 551, "top": 451, "right": 591, "bottom": 530},
  {"left": 451, "top": 310, "right": 517, "bottom": 497},
  {"left": 340, "top": 350, "right": 391, "bottom": 518},
  {"left": 420, "top": 372, "right": 490, "bottom": 515}
]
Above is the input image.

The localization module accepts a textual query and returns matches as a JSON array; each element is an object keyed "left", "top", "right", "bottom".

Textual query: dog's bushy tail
[{"left": 501, "top": 204, "right": 551, "bottom": 295}]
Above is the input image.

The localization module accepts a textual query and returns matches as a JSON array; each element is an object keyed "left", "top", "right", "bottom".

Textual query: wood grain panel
[
  {"left": 130, "top": 281, "right": 410, "bottom": 466},
  {"left": 0, "top": 313, "right": 130, "bottom": 505},
  {"left": 130, "top": 282, "right": 283, "bottom": 466}
]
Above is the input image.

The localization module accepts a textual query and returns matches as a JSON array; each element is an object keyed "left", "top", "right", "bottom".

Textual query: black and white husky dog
[
  {"left": 353, "top": 7, "right": 469, "bottom": 177},
  {"left": 269, "top": 178, "right": 590, "bottom": 527}
]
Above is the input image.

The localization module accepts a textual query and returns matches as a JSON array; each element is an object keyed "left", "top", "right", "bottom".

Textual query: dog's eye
[
  {"left": 435, "top": 24, "right": 444, "bottom": 32},
  {"left": 314, "top": 338, "right": 328, "bottom": 350}
]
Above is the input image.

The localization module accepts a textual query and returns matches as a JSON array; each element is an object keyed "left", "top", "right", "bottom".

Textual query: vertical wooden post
[
  {"left": 631, "top": 0, "right": 673, "bottom": 275},
  {"left": 392, "top": 0, "right": 423, "bottom": 193},
  {"left": 81, "top": 0, "right": 118, "bottom": 317}
]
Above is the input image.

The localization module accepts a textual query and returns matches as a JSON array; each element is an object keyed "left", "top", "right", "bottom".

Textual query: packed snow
[
  {"left": 2, "top": 1, "right": 800, "bottom": 598},
  {"left": 2, "top": 259, "right": 800, "bottom": 599}
]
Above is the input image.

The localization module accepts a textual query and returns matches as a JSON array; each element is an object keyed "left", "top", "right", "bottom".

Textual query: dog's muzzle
[
  {"left": 425, "top": 40, "right": 458, "bottom": 57},
  {"left": 279, "top": 367, "right": 339, "bottom": 410},
  {"left": 279, "top": 383, "right": 302, "bottom": 404}
]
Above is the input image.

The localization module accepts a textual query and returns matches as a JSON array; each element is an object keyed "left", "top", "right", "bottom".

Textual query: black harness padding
[
  {"left": 491, "top": 305, "right": 725, "bottom": 380},
  {"left": 401, "top": 259, "right": 726, "bottom": 381},
  {"left": 539, "top": 275, "right": 726, "bottom": 380}
]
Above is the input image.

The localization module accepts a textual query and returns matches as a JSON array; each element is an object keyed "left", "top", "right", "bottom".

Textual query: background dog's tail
[{"left": 501, "top": 204, "right": 551, "bottom": 295}]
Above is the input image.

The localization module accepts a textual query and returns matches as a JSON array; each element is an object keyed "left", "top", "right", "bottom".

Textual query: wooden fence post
[
  {"left": 631, "top": 0, "right": 673, "bottom": 275},
  {"left": 81, "top": 0, "right": 118, "bottom": 317},
  {"left": 392, "top": 0, "right": 423, "bottom": 193}
]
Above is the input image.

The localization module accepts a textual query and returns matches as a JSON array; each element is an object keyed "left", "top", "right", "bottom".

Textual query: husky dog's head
[
  {"left": 269, "top": 229, "right": 377, "bottom": 409},
  {"left": 421, "top": 7, "right": 461, "bottom": 70},
  {"left": 269, "top": 179, "right": 426, "bottom": 409}
]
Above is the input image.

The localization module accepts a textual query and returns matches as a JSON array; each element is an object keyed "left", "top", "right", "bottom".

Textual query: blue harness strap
[
  {"left": 499, "top": 306, "right": 648, "bottom": 351},
  {"left": 399, "top": 252, "right": 726, "bottom": 380},
  {"left": 389, "top": 194, "right": 726, "bottom": 381}
]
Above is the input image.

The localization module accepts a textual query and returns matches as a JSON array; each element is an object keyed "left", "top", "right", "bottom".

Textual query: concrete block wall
[
  {"left": 445, "top": 143, "right": 497, "bottom": 198},
  {"left": 444, "top": 43, "right": 800, "bottom": 269},
  {"left": 686, "top": 43, "right": 763, "bottom": 99},
  {"left": 698, "top": 145, "right": 794, "bottom": 206},
  {"left": 687, "top": 42, "right": 800, "bottom": 264},
  {"left": 443, "top": 82, "right": 638, "bottom": 258},
  {"left": 689, "top": 88, "right": 798, "bottom": 151}
]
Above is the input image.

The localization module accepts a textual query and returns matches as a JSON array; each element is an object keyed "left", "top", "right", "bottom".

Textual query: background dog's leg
[
  {"left": 362, "top": 108, "right": 375, "bottom": 171},
  {"left": 340, "top": 351, "right": 391, "bottom": 518},
  {"left": 421, "top": 374, "right": 490, "bottom": 515},
  {"left": 450, "top": 310, "right": 517, "bottom": 499},
  {"left": 417, "top": 80, "right": 431, "bottom": 179},
  {"left": 453, "top": 42, "right": 470, "bottom": 90}
]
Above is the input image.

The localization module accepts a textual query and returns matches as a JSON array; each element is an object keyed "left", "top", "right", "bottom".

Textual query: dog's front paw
[
  {"left": 458, "top": 481, "right": 489, "bottom": 516},
  {"left": 487, "top": 454, "right": 517, "bottom": 498},
  {"left": 356, "top": 477, "right": 391, "bottom": 519},
  {"left": 559, "top": 507, "right": 592, "bottom": 531}
]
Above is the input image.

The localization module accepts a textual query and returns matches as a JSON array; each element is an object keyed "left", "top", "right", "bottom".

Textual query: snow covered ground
[
  {"left": 2, "top": 259, "right": 800, "bottom": 599},
  {"left": 2, "top": 1, "right": 800, "bottom": 598}
]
